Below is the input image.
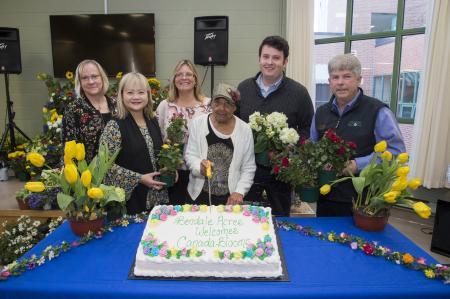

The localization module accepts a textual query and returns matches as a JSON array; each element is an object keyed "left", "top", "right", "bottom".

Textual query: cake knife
[{"left": 206, "top": 160, "right": 212, "bottom": 213}]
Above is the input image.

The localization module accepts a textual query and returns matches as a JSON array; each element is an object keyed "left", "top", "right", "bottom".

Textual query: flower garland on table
[
  {"left": 0, "top": 213, "right": 148, "bottom": 281},
  {"left": 276, "top": 220, "right": 450, "bottom": 284}
]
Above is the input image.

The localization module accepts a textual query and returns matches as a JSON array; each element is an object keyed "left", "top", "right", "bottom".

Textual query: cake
[{"left": 133, "top": 204, "right": 283, "bottom": 278}]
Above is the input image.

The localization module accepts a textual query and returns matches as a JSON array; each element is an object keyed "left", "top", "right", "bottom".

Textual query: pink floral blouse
[{"left": 156, "top": 98, "right": 211, "bottom": 144}]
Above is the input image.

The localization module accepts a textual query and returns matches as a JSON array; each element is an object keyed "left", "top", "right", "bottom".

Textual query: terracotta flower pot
[
  {"left": 352, "top": 208, "right": 390, "bottom": 232},
  {"left": 16, "top": 197, "right": 29, "bottom": 210},
  {"left": 296, "top": 186, "right": 319, "bottom": 203},
  {"left": 69, "top": 218, "right": 104, "bottom": 236}
]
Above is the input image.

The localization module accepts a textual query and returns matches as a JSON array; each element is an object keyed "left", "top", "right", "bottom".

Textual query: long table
[{"left": 1, "top": 217, "right": 449, "bottom": 298}]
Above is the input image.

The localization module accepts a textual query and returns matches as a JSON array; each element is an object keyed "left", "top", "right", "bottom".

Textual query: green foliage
[{"left": 157, "top": 143, "right": 183, "bottom": 176}]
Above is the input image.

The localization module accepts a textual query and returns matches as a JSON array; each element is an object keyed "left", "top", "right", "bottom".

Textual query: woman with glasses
[
  {"left": 62, "top": 59, "right": 116, "bottom": 162},
  {"left": 185, "top": 83, "right": 256, "bottom": 205},
  {"left": 156, "top": 59, "right": 211, "bottom": 205}
]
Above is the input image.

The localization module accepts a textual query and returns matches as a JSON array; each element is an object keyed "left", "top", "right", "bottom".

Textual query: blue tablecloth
[{"left": 1, "top": 217, "right": 449, "bottom": 299}]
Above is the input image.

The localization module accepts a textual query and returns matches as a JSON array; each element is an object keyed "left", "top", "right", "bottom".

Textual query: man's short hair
[
  {"left": 258, "top": 36, "right": 289, "bottom": 59},
  {"left": 328, "top": 54, "right": 362, "bottom": 77}
]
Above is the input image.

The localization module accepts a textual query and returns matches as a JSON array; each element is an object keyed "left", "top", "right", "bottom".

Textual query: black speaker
[
  {"left": 0, "top": 28, "right": 22, "bottom": 74},
  {"left": 431, "top": 199, "right": 450, "bottom": 257},
  {"left": 194, "top": 16, "right": 228, "bottom": 66}
]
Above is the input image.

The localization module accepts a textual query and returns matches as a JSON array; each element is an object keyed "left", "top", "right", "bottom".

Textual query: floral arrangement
[
  {"left": 277, "top": 220, "right": 450, "bottom": 283},
  {"left": 0, "top": 215, "right": 63, "bottom": 266},
  {"left": 148, "top": 77, "right": 168, "bottom": 109},
  {"left": 157, "top": 143, "right": 183, "bottom": 178},
  {"left": 165, "top": 113, "right": 187, "bottom": 145},
  {"left": 0, "top": 213, "right": 147, "bottom": 281},
  {"left": 248, "top": 111, "right": 299, "bottom": 154},
  {"left": 24, "top": 135, "right": 62, "bottom": 178},
  {"left": 141, "top": 232, "right": 205, "bottom": 259},
  {"left": 316, "top": 129, "right": 356, "bottom": 172},
  {"left": 272, "top": 139, "right": 321, "bottom": 188},
  {"left": 320, "top": 140, "right": 431, "bottom": 218},
  {"left": 37, "top": 72, "right": 76, "bottom": 116},
  {"left": 215, "top": 234, "right": 274, "bottom": 261},
  {"left": 55, "top": 140, "right": 126, "bottom": 221},
  {"left": 7, "top": 150, "right": 27, "bottom": 179}
]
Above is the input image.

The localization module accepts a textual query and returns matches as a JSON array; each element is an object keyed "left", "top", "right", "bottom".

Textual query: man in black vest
[
  {"left": 237, "top": 36, "right": 314, "bottom": 216},
  {"left": 311, "top": 54, "right": 405, "bottom": 216}
]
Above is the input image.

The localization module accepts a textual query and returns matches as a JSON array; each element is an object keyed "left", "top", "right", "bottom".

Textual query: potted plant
[
  {"left": 15, "top": 188, "right": 30, "bottom": 210},
  {"left": 25, "top": 140, "right": 126, "bottom": 236},
  {"left": 157, "top": 143, "right": 183, "bottom": 187},
  {"left": 320, "top": 140, "right": 431, "bottom": 231},
  {"left": 165, "top": 112, "right": 187, "bottom": 147},
  {"left": 7, "top": 150, "right": 28, "bottom": 181},
  {"left": 248, "top": 111, "right": 299, "bottom": 167},
  {"left": 272, "top": 140, "right": 321, "bottom": 202},
  {"left": 315, "top": 129, "right": 356, "bottom": 185}
]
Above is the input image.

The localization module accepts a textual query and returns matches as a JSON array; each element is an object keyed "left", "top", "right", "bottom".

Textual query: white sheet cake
[{"left": 134, "top": 204, "right": 282, "bottom": 278}]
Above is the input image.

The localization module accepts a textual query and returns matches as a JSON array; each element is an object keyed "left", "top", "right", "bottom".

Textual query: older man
[
  {"left": 311, "top": 53, "right": 406, "bottom": 216},
  {"left": 237, "top": 36, "right": 314, "bottom": 216}
]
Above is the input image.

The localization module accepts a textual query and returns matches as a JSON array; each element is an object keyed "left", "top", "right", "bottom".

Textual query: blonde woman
[
  {"left": 100, "top": 72, "right": 168, "bottom": 215},
  {"left": 63, "top": 59, "right": 116, "bottom": 162},
  {"left": 156, "top": 59, "right": 211, "bottom": 205}
]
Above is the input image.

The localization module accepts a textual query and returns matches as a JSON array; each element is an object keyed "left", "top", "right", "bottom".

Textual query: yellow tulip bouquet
[
  {"left": 54, "top": 140, "right": 126, "bottom": 221},
  {"left": 320, "top": 140, "right": 431, "bottom": 218}
]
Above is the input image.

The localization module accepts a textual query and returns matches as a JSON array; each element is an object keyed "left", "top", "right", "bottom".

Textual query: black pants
[
  {"left": 316, "top": 198, "right": 353, "bottom": 216},
  {"left": 244, "top": 166, "right": 292, "bottom": 216},
  {"left": 168, "top": 170, "right": 190, "bottom": 205}
]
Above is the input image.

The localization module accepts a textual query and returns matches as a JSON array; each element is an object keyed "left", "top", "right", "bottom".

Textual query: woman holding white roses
[{"left": 185, "top": 83, "right": 256, "bottom": 205}]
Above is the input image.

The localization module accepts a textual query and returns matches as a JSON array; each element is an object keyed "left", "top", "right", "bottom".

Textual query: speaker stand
[
  {"left": 210, "top": 64, "right": 215, "bottom": 97},
  {"left": 0, "top": 73, "right": 31, "bottom": 151}
]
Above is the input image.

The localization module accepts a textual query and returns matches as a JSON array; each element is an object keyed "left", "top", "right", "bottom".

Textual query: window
[{"left": 314, "top": 0, "right": 429, "bottom": 125}]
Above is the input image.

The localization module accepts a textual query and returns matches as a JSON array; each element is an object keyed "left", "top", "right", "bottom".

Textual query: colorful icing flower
[
  {"left": 170, "top": 209, "right": 177, "bottom": 216},
  {"left": 170, "top": 248, "right": 178, "bottom": 256},
  {"left": 261, "top": 222, "right": 270, "bottom": 231},
  {"left": 159, "top": 248, "right": 167, "bottom": 257},
  {"left": 232, "top": 205, "right": 241, "bottom": 213},
  {"left": 174, "top": 205, "right": 182, "bottom": 212},
  {"left": 159, "top": 214, "right": 168, "bottom": 221},
  {"left": 234, "top": 251, "right": 242, "bottom": 260},
  {"left": 182, "top": 204, "right": 191, "bottom": 212},
  {"left": 264, "top": 235, "right": 272, "bottom": 243},
  {"left": 223, "top": 250, "right": 231, "bottom": 259},
  {"left": 255, "top": 248, "right": 264, "bottom": 257},
  {"left": 225, "top": 205, "right": 233, "bottom": 212},
  {"left": 200, "top": 205, "right": 208, "bottom": 212}
]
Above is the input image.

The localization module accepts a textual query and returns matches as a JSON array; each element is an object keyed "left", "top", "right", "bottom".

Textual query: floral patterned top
[
  {"left": 156, "top": 98, "right": 211, "bottom": 169},
  {"left": 62, "top": 96, "right": 116, "bottom": 163},
  {"left": 100, "top": 120, "right": 168, "bottom": 209}
]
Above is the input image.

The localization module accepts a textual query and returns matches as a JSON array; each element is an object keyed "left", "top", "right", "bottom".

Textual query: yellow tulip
[
  {"left": 383, "top": 191, "right": 398, "bottom": 203},
  {"left": 88, "top": 187, "right": 104, "bottom": 199},
  {"left": 8, "top": 152, "right": 16, "bottom": 159},
  {"left": 408, "top": 178, "right": 421, "bottom": 190},
  {"left": 162, "top": 144, "right": 170, "bottom": 150},
  {"left": 412, "top": 202, "right": 431, "bottom": 219},
  {"left": 64, "top": 140, "right": 77, "bottom": 160},
  {"left": 24, "top": 181, "right": 45, "bottom": 193},
  {"left": 320, "top": 184, "right": 331, "bottom": 195},
  {"left": 391, "top": 178, "right": 408, "bottom": 191},
  {"left": 397, "top": 153, "right": 409, "bottom": 164},
  {"left": 374, "top": 140, "right": 387, "bottom": 153},
  {"left": 63, "top": 164, "right": 78, "bottom": 184},
  {"left": 75, "top": 143, "right": 85, "bottom": 161},
  {"left": 80, "top": 170, "right": 92, "bottom": 187},
  {"left": 26, "top": 152, "right": 45, "bottom": 168},
  {"left": 17, "top": 151, "right": 25, "bottom": 156},
  {"left": 64, "top": 154, "right": 74, "bottom": 166},
  {"left": 42, "top": 107, "right": 48, "bottom": 113},
  {"left": 381, "top": 151, "right": 393, "bottom": 161},
  {"left": 397, "top": 166, "right": 410, "bottom": 177}
]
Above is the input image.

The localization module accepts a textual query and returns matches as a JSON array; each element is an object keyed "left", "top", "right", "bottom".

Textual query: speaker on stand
[
  {"left": 194, "top": 16, "right": 228, "bottom": 96},
  {"left": 0, "top": 27, "right": 30, "bottom": 151}
]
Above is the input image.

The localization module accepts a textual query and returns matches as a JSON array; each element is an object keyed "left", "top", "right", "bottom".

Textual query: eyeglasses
[
  {"left": 175, "top": 72, "right": 194, "bottom": 79},
  {"left": 80, "top": 74, "right": 101, "bottom": 82}
]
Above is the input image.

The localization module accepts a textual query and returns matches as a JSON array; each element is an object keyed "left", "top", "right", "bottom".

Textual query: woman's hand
[
  {"left": 139, "top": 172, "right": 166, "bottom": 190},
  {"left": 227, "top": 192, "right": 243, "bottom": 205},
  {"left": 200, "top": 160, "right": 214, "bottom": 177}
]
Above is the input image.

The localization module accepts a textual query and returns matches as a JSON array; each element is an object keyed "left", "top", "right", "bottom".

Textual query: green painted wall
[{"left": 0, "top": 0, "right": 284, "bottom": 139}]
